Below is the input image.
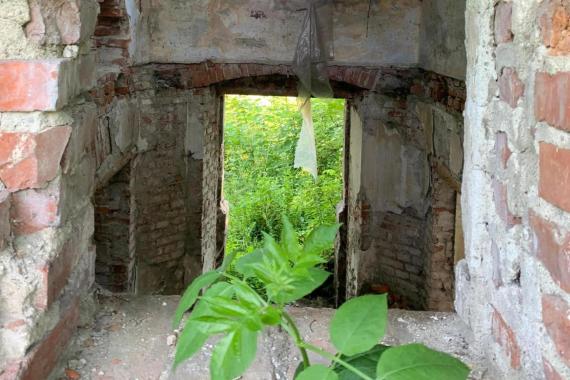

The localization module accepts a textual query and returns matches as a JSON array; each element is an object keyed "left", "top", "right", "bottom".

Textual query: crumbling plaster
[
  {"left": 10, "top": 0, "right": 558, "bottom": 378},
  {"left": 420, "top": 0, "right": 467, "bottom": 80},
  {"left": 133, "top": 0, "right": 422, "bottom": 67},
  {"left": 457, "top": 0, "right": 570, "bottom": 379}
]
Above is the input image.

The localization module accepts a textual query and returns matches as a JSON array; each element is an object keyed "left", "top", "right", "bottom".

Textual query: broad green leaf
[
  {"left": 296, "top": 365, "right": 338, "bottom": 380},
  {"left": 210, "top": 327, "right": 258, "bottom": 380},
  {"left": 281, "top": 215, "right": 300, "bottom": 258},
  {"left": 303, "top": 224, "right": 340, "bottom": 256},
  {"left": 376, "top": 344, "right": 470, "bottom": 380},
  {"left": 234, "top": 249, "right": 264, "bottom": 277},
  {"left": 220, "top": 250, "right": 237, "bottom": 272},
  {"left": 187, "top": 283, "right": 237, "bottom": 334},
  {"left": 173, "top": 319, "right": 210, "bottom": 368},
  {"left": 201, "top": 291, "right": 264, "bottom": 331},
  {"left": 174, "top": 283, "right": 234, "bottom": 368},
  {"left": 262, "top": 232, "right": 287, "bottom": 266},
  {"left": 173, "top": 270, "right": 221, "bottom": 328},
  {"left": 275, "top": 268, "right": 330, "bottom": 304},
  {"left": 234, "top": 281, "right": 263, "bottom": 308},
  {"left": 204, "top": 296, "right": 251, "bottom": 318},
  {"left": 260, "top": 305, "right": 282, "bottom": 325},
  {"left": 330, "top": 294, "right": 387, "bottom": 356},
  {"left": 331, "top": 344, "right": 390, "bottom": 380},
  {"left": 295, "top": 253, "right": 328, "bottom": 270}
]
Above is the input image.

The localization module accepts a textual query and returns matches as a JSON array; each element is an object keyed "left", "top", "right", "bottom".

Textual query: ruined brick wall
[
  {"left": 346, "top": 70, "right": 464, "bottom": 311},
  {"left": 94, "top": 163, "right": 132, "bottom": 292},
  {"left": 424, "top": 171, "right": 458, "bottom": 311},
  {"left": 0, "top": 1, "right": 99, "bottom": 377},
  {"left": 131, "top": 93, "right": 190, "bottom": 294},
  {"left": 0, "top": 1, "right": 470, "bottom": 378},
  {"left": 415, "top": 73, "right": 465, "bottom": 311},
  {"left": 347, "top": 90, "right": 431, "bottom": 308},
  {"left": 457, "top": 1, "right": 570, "bottom": 378},
  {"left": 94, "top": 0, "right": 132, "bottom": 75}
]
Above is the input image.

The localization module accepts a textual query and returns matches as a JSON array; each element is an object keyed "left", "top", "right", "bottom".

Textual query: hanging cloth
[{"left": 292, "top": 0, "right": 334, "bottom": 179}]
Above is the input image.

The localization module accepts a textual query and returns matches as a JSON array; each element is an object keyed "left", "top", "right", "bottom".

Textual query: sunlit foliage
[{"left": 223, "top": 95, "right": 345, "bottom": 258}]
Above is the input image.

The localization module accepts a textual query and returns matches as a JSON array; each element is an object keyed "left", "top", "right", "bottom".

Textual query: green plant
[
  {"left": 173, "top": 217, "right": 470, "bottom": 380},
  {"left": 223, "top": 95, "right": 344, "bottom": 260}
]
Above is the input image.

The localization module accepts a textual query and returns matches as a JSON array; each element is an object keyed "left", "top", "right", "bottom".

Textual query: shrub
[
  {"left": 173, "top": 218, "right": 470, "bottom": 380},
  {"left": 223, "top": 95, "right": 344, "bottom": 259}
]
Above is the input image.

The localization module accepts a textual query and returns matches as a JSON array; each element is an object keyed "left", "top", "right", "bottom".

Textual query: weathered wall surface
[
  {"left": 0, "top": 0, "right": 473, "bottom": 378},
  {"left": 420, "top": 0, "right": 467, "bottom": 80},
  {"left": 130, "top": 94, "right": 189, "bottom": 294},
  {"left": 457, "top": 1, "right": 570, "bottom": 378},
  {"left": 133, "top": 0, "right": 421, "bottom": 67},
  {"left": 0, "top": 1, "right": 100, "bottom": 377},
  {"left": 94, "top": 163, "right": 132, "bottom": 292},
  {"left": 346, "top": 71, "right": 464, "bottom": 310},
  {"left": 200, "top": 91, "right": 224, "bottom": 273}
]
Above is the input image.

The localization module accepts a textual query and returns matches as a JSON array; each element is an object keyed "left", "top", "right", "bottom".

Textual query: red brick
[
  {"left": 19, "top": 298, "right": 80, "bottom": 380},
  {"left": 94, "top": 24, "right": 121, "bottom": 37},
  {"left": 542, "top": 295, "right": 570, "bottom": 366},
  {"left": 539, "top": 142, "right": 570, "bottom": 212},
  {"left": 540, "top": 1, "right": 570, "bottom": 55},
  {"left": 543, "top": 357, "right": 564, "bottom": 380},
  {"left": 0, "top": 127, "right": 71, "bottom": 191},
  {"left": 495, "top": 2, "right": 513, "bottom": 44},
  {"left": 65, "top": 368, "right": 81, "bottom": 380},
  {"left": 498, "top": 67, "right": 525, "bottom": 108},
  {"left": 10, "top": 181, "right": 61, "bottom": 235},
  {"left": 0, "top": 61, "right": 62, "bottom": 111},
  {"left": 494, "top": 132, "right": 512, "bottom": 169},
  {"left": 99, "top": 3, "right": 125, "bottom": 19},
  {"left": 56, "top": 0, "right": 81, "bottom": 44},
  {"left": 491, "top": 307, "right": 521, "bottom": 369},
  {"left": 35, "top": 241, "right": 76, "bottom": 310},
  {"left": 535, "top": 72, "right": 570, "bottom": 131},
  {"left": 25, "top": 1, "right": 46, "bottom": 44},
  {"left": 530, "top": 212, "right": 570, "bottom": 292},
  {"left": 492, "top": 178, "right": 521, "bottom": 228}
]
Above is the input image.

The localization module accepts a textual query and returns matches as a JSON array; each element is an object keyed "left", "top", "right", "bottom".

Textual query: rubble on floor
[{"left": 54, "top": 295, "right": 497, "bottom": 380}]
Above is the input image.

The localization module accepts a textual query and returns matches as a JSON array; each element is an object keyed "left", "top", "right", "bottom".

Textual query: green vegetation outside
[{"left": 223, "top": 95, "right": 345, "bottom": 259}]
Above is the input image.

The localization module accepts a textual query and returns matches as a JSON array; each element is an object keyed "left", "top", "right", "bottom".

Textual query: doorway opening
[
  {"left": 221, "top": 95, "right": 346, "bottom": 304},
  {"left": 93, "top": 162, "right": 134, "bottom": 293}
]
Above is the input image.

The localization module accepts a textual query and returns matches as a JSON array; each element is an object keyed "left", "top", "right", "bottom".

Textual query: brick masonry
[
  {"left": 94, "top": 163, "right": 132, "bottom": 292},
  {"left": 0, "top": 127, "right": 71, "bottom": 191},
  {"left": 456, "top": 2, "right": 570, "bottom": 379},
  {"left": 0, "top": 60, "right": 466, "bottom": 380},
  {"left": 539, "top": 142, "right": 570, "bottom": 213},
  {"left": 12, "top": 1, "right": 570, "bottom": 380},
  {"left": 343, "top": 73, "right": 464, "bottom": 311},
  {"left": 539, "top": 0, "right": 570, "bottom": 55},
  {"left": 491, "top": 307, "right": 521, "bottom": 369}
]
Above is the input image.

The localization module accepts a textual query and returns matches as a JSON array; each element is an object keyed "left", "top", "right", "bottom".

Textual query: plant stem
[
  {"left": 301, "top": 343, "right": 375, "bottom": 380},
  {"left": 282, "top": 312, "right": 311, "bottom": 369}
]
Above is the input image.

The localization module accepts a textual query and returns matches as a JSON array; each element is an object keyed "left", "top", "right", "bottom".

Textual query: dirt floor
[{"left": 53, "top": 294, "right": 497, "bottom": 380}]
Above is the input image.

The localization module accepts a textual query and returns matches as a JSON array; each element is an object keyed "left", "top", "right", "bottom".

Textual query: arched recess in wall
[
  {"left": 94, "top": 161, "right": 134, "bottom": 293},
  {"left": 192, "top": 65, "right": 465, "bottom": 310},
  {"left": 197, "top": 70, "right": 370, "bottom": 306},
  {"left": 86, "top": 58, "right": 464, "bottom": 308}
]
